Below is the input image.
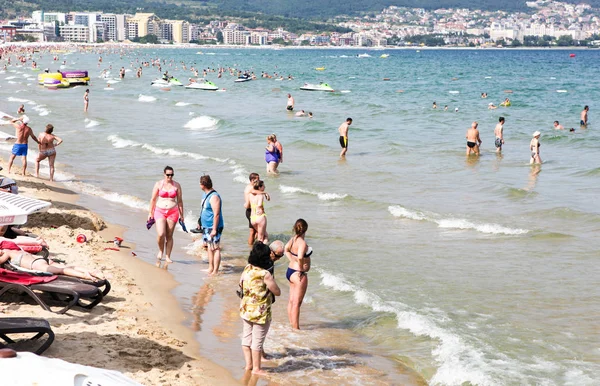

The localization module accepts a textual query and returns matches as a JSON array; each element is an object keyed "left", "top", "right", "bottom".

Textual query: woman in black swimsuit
[{"left": 284, "top": 219, "right": 312, "bottom": 330}]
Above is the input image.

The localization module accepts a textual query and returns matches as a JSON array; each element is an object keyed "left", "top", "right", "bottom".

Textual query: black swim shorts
[
  {"left": 467, "top": 141, "right": 476, "bottom": 148},
  {"left": 339, "top": 136, "right": 348, "bottom": 148},
  {"left": 245, "top": 207, "right": 254, "bottom": 229},
  {"left": 286, "top": 105, "right": 293, "bottom": 111}
]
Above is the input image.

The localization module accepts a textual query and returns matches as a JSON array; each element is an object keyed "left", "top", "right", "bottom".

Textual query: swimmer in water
[
  {"left": 580, "top": 105, "right": 589, "bottom": 127},
  {"left": 286, "top": 94, "right": 294, "bottom": 111},
  {"left": 553, "top": 121, "right": 565, "bottom": 130},
  {"left": 295, "top": 110, "right": 306, "bottom": 117},
  {"left": 432, "top": 101, "right": 437, "bottom": 109}
]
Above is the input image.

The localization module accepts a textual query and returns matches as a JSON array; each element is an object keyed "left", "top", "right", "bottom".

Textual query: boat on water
[
  {"left": 151, "top": 78, "right": 183, "bottom": 87},
  {"left": 315, "top": 67, "right": 326, "bottom": 71},
  {"left": 300, "top": 82, "right": 334, "bottom": 92},
  {"left": 380, "top": 54, "right": 390, "bottom": 58},
  {"left": 357, "top": 53, "right": 371, "bottom": 58},
  {"left": 234, "top": 77, "right": 252, "bottom": 83},
  {"left": 185, "top": 79, "right": 219, "bottom": 91}
]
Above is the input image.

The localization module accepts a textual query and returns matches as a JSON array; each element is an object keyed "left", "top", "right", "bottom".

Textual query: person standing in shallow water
[
  {"left": 148, "top": 166, "right": 184, "bottom": 263},
  {"left": 83, "top": 89, "right": 89, "bottom": 112},
  {"left": 494, "top": 117, "right": 505, "bottom": 153},
  {"left": 239, "top": 242, "right": 281, "bottom": 376},
  {"left": 199, "top": 175, "right": 224, "bottom": 276},
  {"left": 580, "top": 105, "right": 589, "bottom": 127},
  {"left": 530, "top": 131, "right": 542, "bottom": 164},
  {"left": 338, "top": 117, "right": 352, "bottom": 158},
  {"left": 466, "top": 121, "right": 482, "bottom": 156},
  {"left": 285, "top": 219, "right": 312, "bottom": 330}
]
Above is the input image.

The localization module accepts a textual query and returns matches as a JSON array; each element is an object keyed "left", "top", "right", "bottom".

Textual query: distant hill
[
  {"left": 215, "top": 0, "right": 599, "bottom": 18},
  {"left": 0, "top": 0, "right": 350, "bottom": 34}
]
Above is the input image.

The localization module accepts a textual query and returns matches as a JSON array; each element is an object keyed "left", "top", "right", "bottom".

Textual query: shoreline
[
  {"left": 0, "top": 171, "right": 238, "bottom": 385},
  {"left": 2, "top": 41, "right": 595, "bottom": 51}
]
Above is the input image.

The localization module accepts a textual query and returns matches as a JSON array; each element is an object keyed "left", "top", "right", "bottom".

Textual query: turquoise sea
[{"left": 1, "top": 47, "right": 599, "bottom": 385}]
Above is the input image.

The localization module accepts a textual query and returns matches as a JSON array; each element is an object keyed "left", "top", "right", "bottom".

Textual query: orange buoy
[{"left": 570, "top": 53, "right": 576, "bottom": 58}]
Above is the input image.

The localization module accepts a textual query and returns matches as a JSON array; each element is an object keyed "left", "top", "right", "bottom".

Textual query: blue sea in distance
[{"left": 1, "top": 47, "right": 599, "bottom": 385}]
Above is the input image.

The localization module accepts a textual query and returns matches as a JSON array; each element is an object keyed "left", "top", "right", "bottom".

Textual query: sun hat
[
  {"left": 489, "top": 102, "right": 493, "bottom": 105},
  {"left": 533, "top": 131, "right": 541, "bottom": 137}
]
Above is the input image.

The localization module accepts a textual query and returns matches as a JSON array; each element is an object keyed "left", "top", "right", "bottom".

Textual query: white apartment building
[
  {"left": 59, "top": 25, "right": 89, "bottom": 42},
  {"left": 32, "top": 11, "right": 66, "bottom": 24},
  {"left": 101, "top": 14, "right": 127, "bottom": 41}
]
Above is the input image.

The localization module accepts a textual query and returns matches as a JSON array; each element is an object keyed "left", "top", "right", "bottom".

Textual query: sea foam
[
  {"left": 183, "top": 116, "right": 219, "bottom": 131},
  {"left": 319, "top": 270, "right": 496, "bottom": 386},
  {"left": 279, "top": 185, "right": 347, "bottom": 201},
  {"left": 138, "top": 94, "right": 156, "bottom": 102},
  {"left": 107, "top": 134, "right": 222, "bottom": 162},
  {"left": 388, "top": 205, "right": 528, "bottom": 235}
]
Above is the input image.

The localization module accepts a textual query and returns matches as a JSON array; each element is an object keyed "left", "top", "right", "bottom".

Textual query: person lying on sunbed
[
  {"left": 0, "top": 247, "right": 104, "bottom": 281},
  {"left": 0, "top": 225, "right": 48, "bottom": 247}
]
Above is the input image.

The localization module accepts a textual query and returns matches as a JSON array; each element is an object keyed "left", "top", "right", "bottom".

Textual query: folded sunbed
[
  {"left": 0, "top": 268, "right": 103, "bottom": 314},
  {"left": 0, "top": 317, "right": 54, "bottom": 355}
]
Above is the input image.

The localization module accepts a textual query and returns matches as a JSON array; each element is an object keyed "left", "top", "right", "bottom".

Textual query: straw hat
[{"left": 533, "top": 131, "right": 541, "bottom": 137}]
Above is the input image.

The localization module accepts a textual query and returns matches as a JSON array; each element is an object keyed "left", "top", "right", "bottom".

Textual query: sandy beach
[{"left": 0, "top": 172, "right": 238, "bottom": 385}]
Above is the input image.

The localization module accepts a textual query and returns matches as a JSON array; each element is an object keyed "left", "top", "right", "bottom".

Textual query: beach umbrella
[{"left": 0, "top": 191, "right": 51, "bottom": 226}]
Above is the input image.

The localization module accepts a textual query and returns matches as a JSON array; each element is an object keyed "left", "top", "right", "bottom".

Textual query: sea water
[{"left": 1, "top": 47, "right": 599, "bottom": 385}]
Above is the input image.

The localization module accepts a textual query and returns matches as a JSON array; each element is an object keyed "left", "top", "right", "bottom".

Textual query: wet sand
[{"left": 0, "top": 173, "right": 238, "bottom": 385}]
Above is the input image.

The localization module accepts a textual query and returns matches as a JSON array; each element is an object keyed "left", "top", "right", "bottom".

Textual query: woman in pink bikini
[{"left": 148, "top": 166, "right": 184, "bottom": 263}]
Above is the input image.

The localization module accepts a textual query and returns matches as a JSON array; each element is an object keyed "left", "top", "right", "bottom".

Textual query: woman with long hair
[{"left": 284, "top": 219, "right": 312, "bottom": 329}]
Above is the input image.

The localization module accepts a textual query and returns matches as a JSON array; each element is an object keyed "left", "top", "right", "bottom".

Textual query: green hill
[
  {"left": 0, "top": 0, "right": 350, "bottom": 34},
  {"left": 216, "top": 0, "right": 599, "bottom": 18}
]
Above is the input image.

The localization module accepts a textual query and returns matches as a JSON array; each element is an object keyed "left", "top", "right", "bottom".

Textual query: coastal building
[
  {"left": 100, "top": 14, "right": 128, "bottom": 41},
  {"left": 59, "top": 24, "right": 89, "bottom": 42},
  {"left": 162, "top": 20, "right": 190, "bottom": 43},
  {"left": 0, "top": 25, "right": 17, "bottom": 41},
  {"left": 32, "top": 11, "right": 66, "bottom": 24},
  {"left": 127, "top": 13, "right": 161, "bottom": 39}
]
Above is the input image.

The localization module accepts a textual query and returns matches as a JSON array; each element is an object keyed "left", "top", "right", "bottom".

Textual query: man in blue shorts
[
  {"left": 199, "top": 175, "right": 224, "bottom": 276},
  {"left": 7, "top": 116, "right": 39, "bottom": 176}
]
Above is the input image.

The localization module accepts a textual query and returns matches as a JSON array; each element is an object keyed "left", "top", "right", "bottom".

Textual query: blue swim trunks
[
  {"left": 11, "top": 144, "right": 28, "bottom": 156},
  {"left": 202, "top": 227, "right": 223, "bottom": 245}
]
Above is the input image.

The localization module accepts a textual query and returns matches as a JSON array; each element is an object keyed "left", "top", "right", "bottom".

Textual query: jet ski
[
  {"left": 151, "top": 77, "right": 183, "bottom": 87},
  {"left": 234, "top": 75, "right": 252, "bottom": 83},
  {"left": 299, "top": 82, "right": 334, "bottom": 92},
  {"left": 185, "top": 79, "right": 219, "bottom": 91}
]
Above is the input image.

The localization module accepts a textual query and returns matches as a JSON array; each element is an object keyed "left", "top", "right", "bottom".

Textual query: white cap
[
  {"left": 455, "top": 108, "right": 459, "bottom": 111},
  {"left": 533, "top": 131, "right": 541, "bottom": 137},
  {"left": 489, "top": 102, "right": 493, "bottom": 105},
  {"left": 21, "top": 115, "right": 30, "bottom": 124}
]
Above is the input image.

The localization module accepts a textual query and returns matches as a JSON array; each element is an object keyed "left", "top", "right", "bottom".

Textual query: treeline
[
  {"left": 0, "top": 0, "right": 350, "bottom": 34},
  {"left": 215, "top": 0, "right": 600, "bottom": 19}
]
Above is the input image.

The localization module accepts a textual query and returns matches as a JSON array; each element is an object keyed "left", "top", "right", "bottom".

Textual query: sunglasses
[{"left": 165, "top": 173, "right": 174, "bottom": 177}]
